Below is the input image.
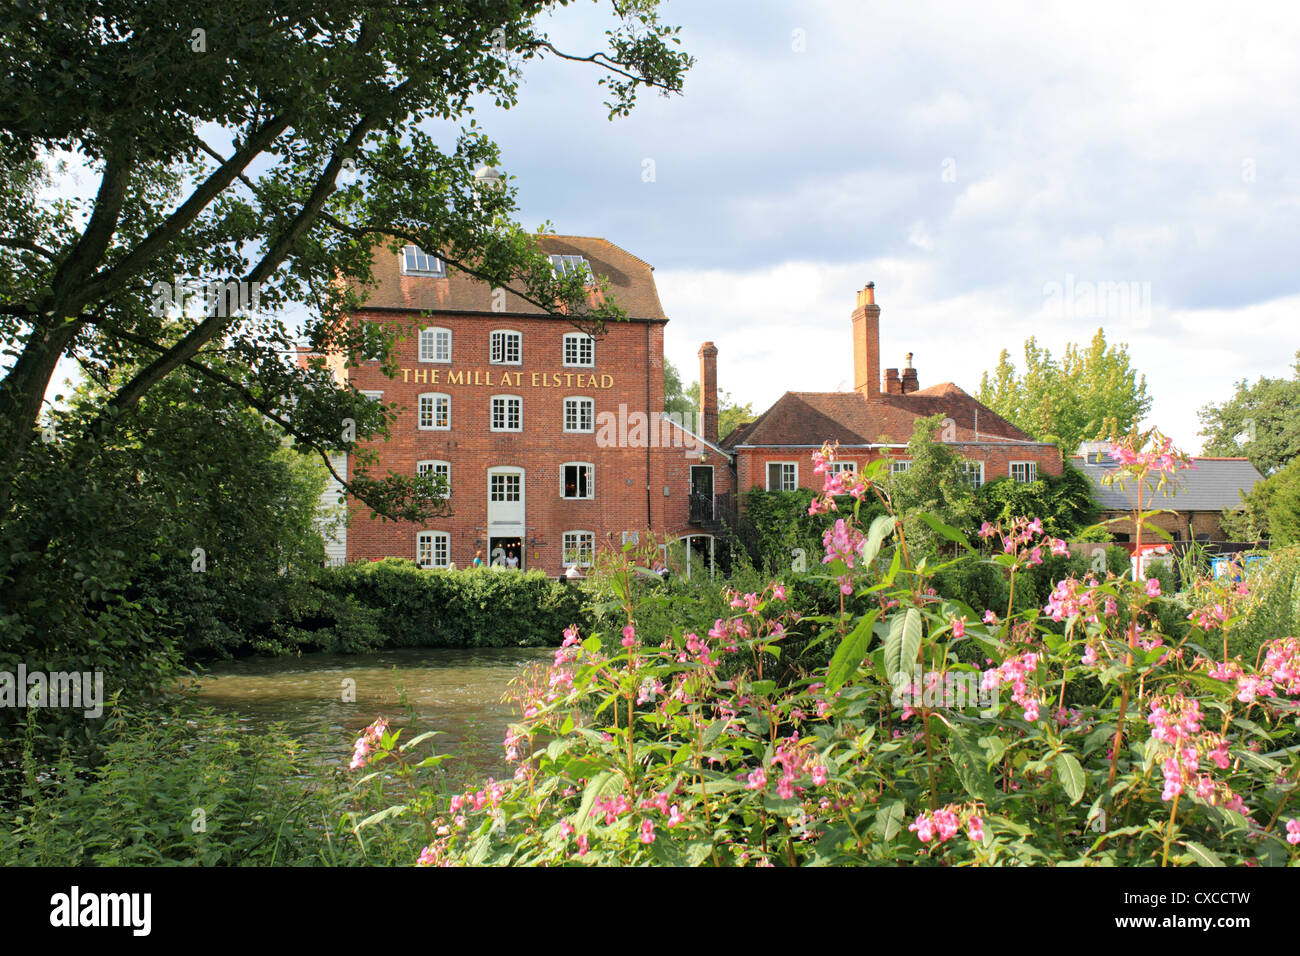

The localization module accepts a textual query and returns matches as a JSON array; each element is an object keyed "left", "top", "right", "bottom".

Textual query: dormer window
[{"left": 402, "top": 245, "right": 445, "bottom": 277}]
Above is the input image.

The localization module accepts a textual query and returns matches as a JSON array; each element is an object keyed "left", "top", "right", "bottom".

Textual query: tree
[
  {"left": 0, "top": 1, "right": 690, "bottom": 510},
  {"left": 889, "top": 413, "right": 981, "bottom": 550},
  {"left": 662, "top": 358, "right": 755, "bottom": 441},
  {"left": 1198, "top": 351, "right": 1300, "bottom": 475},
  {"left": 977, "top": 329, "right": 1152, "bottom": 454},
  {"left": 0, "top": 5, "right": 690, "bottom": 600},
  {"left": 976, "top": 461, "right": 1099, "bottom": 539},
  {"left": 1265, "top": 461, "right": 1300, "bottom": 546}
]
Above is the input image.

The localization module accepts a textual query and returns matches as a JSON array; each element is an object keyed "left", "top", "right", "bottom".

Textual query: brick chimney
[
  {"left": 852, "top": 282, "right": 881, "bottom": 400},
  {"left": 698, "top": 341, "right": 719, "bottom": 446},
  {"left": 884, "top": 368, "right": 901, "bottom": 394},
  {"left": 900, "top": 352, "right": 918, "bottom": 394}
]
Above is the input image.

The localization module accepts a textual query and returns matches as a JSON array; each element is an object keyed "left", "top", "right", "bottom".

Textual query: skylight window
[{"left": 549, "top": 254, "right": 594, "bottom": 282}]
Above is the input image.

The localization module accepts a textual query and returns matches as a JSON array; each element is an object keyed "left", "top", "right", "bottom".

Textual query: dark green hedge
[{"left": 237, "top": 560, "right": 594, "bottom": 655}]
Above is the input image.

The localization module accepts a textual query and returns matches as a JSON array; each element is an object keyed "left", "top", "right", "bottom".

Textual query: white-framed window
[
  {"left": 417, "top": 460, "right": 451, "bottom": 498},
  {"left": 416, "top": 531, "right": 450, "bottom": 568},
  {"left": 490, "top": 329, "right": 522, "bottom": 365},
  {"left": 563, "top": 396, "right": 595, "bottom": 433},
  {"left": 550, "top": 254, "right": 593, "bottom": 282},
  {"left": 490, "top": 471, "right": 522, "bottom": 502},
  {"left": 562, "top": 462, "right": 594, "bottom": 500},
  {"left": 829, "top": 461, "right": 856, "bottom": 477},
  {"left": 563, "top": 332, "right": 595, "bottom": 367},
  {"left": 402, "top": 246, "right": 445, "bottom": 277},
  {"left": 360, "top": 390, "right": 384, "bottom": 402},
  {"left": 563, "top": 530, "right": 595, "bottom": 568},
  {"left": 622, "top": 531, "right": 639, "bottom": 546},
  {"left": 490, "top": 394, "right": 522, "bottom": 432},
  {"left": 418, "top": 392, "right": 450, "bottom": 430},
  {"left": 962, "top": 460, "right": 985, "bottom": 489},
  {"left": 890, "top": 460, "right": 911, "bottom": 475},
  {"left": 419, "top": 327, "right": 451, "bottom": 363},
  {"left": 766, "top": 461, "right": 798, "bottom": 491},
  {"left": 1010, "top": 461, "right": 1038, "bottom": 483}
]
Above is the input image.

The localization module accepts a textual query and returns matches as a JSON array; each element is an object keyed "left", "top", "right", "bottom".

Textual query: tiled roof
[
  {"left": 722, "top": 385, "right": 1042, "bottom": 449},
  {"left": 351, "top": 235, "right": 668, "bottom": 321},
  {"left": 1070, "top": 456, "right": 1265, "bottom": 512}
]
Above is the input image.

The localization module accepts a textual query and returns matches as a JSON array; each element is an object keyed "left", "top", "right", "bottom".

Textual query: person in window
[{"left": 506, "top": 551, "right": 519, "bottom": 569}]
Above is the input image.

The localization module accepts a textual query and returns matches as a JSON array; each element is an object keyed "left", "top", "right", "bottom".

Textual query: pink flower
[
  {"left": 1081, "top": 644, "right": 1099, "bottom": 666},
  {"left": 909, "top": 813, "right": 935, "bottom": 843},
  {"left": 639, "top": 819, "right": 655, "bottom": 844},
  {"left": 1145, "top": 577, "right": 1161, "bottom": 597},
  {"left": 621, "top": 624, "right": 636, "bottom": 647},
  {"left": 1286, "top": 819, "right": 1300, "bottom": 846},
  {"left": 811, "top": 765, "right": 828, "bottom": 786},
  {"left": 967, "top": 815, "right": 985, "bottom": 841},
  {"left": 746, "top": 767, "right": 768, "bottom": 790},
  {"left": 773, "top": 584, "right": 787, "bottom": 602},
  {"left": 983, "top": 610, "right": 997, "bottom": 625},
  {"left": 951, "top": 616, "right": 966, "bottom": 639},
  {"left": 1051, "top": 538, "right": 1070, "bottom": 557},
  {"left": 576, "top": 834, "right": 589, "bottom": 856},
  {"left": 667, "top": 805, "right": 684, "bottom": 828}
]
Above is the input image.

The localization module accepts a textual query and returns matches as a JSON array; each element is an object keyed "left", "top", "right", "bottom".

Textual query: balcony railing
[{"left": 688, "top": 492, "right": 714, "bottom": 524}]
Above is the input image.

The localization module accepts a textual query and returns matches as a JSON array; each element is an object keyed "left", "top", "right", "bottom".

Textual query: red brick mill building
[
  {"left": 326, "top": 236, "right": 734, "bottom": 576},
  {"left": 320, "top": 242, "right": 1060, "bottom": 576}
]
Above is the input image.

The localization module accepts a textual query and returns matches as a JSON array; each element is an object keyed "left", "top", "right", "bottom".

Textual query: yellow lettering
[
  {"left": 430, "top": 369, "right": 440, "bottom": 385},
  {"left": 564, "top": 372, "right": 574, "bottom": 387},
  {"left": 600, "top": 374, "right": 613, "bottom": 389},
  {"left": 401, "top": 368, "right": 410, "bottom": 383},
  {"left": 531, "top": 372, "right": 541, "bottom": 387},
  {"left": 447, "top": 370, "right": 464, "bottom": 385},
  {"left": 414, "top": 368, "right": 428, "bottom": 384}
]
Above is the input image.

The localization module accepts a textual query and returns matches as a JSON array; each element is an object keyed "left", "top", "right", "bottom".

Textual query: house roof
[
  {"left": 722, "top": 385, "right": 1045, "bottom": 449},
  {"left": 1070, "top": 456, "right": 1265, "bottom": 512},
  {"left": 351, "top": 235, "right": 668, "bottom": 321}
]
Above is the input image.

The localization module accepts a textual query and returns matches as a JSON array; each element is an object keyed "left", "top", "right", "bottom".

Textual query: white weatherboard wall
[{"left": 319, "top": 452, "right": 348, "bottom": 566}]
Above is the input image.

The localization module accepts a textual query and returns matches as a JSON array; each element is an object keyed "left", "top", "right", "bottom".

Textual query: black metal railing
[{"left": 688, "top": 492, "right": 714, "bottom": 524}]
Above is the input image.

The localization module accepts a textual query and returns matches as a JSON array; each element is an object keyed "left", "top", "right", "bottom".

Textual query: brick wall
[{"left": 345, "top": 309, "right": 674, "bottom": 574}]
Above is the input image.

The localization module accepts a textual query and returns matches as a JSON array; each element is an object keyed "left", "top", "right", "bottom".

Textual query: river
[{"left": 188, "top": 646, "right": 554, "bottom": 784}]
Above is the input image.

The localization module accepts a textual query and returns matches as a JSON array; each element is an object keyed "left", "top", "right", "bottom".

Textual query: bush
[
  {"left": 344, "top": 430, "right": 1300, "bottom": 867},
  {"left": 1, "top": 704, "right": 363, "bottom": 866},
  {"left": 1229, "top": 546, "right": 1300, "bottom": 662}
]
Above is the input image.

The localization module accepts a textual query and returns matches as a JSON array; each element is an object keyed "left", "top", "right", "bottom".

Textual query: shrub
[
  {"left": 346, "top": 432, "right": 1300, "bottom": 867},
  {"left": 1, "top": 704, "right": 363, "bottom": 866}
]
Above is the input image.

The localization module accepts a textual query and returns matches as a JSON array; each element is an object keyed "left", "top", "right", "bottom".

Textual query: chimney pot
[{"left": 885, "top": 368, "right": 902, "bottom": 394}]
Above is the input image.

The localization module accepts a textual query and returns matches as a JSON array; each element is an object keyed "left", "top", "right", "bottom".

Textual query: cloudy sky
[{"left": 479, "top": 0, "right": 1300, "bottom": 452}]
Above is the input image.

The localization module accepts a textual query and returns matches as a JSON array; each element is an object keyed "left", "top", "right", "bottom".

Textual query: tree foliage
[
  {"left": 1198, "top": 351, "right": 1300, "bottom": 476},
  {"left": 888, "top": 413, "right": 981, "bottom": 550},
  {"left": 662, "top": 358, "right": 754, "bottom": 440},
  {"left": 977, "top": 329, "right": 1152, "bottom": 453},
  {"left": 976, "top": 462, "right": 1100, "bottom": 540}
]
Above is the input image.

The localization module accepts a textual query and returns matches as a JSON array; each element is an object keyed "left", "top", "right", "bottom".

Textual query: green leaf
[
  {"left": 573, "top": 771, "right": 624, "bottom": 835},
  {"left": 1055, "top": 752, "right": 1085, "bottom": 804},
  {"left": 883, "top": 607, "right": 922, "bottom": 685},
  {"left": 826, "top": 610, "right": 879, "bottom": 693},
  {"left": 949, "top": 726, "right": 997, "bottom": 803},
  {"left": 860, "top": 514, "right": 895, "bottom": 566},
  {"left": 913, "top": 512, "right": 975, "bottom": 550},
  {"left": 1182, "top": 841, "right": 1225, "bottom": 867}
]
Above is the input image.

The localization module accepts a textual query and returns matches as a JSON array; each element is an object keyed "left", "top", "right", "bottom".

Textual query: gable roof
[
  {"left": 722, "top": 385, "right": 1045, "bottom": 449},
  {"left": 352, "top": 235, "right": 668, "bottom": 321},
  {"left": 1070, "top": 456, "right": 1265, "bottom": 512}
]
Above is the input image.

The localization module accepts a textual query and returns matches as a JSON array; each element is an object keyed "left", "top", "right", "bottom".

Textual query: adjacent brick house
[
  {"left": 1072, "top": 444, "right": 1264, "bottom": 544},
  {"left": 330, "top": 236, "right": 733, "bottom": 575},
  {"left": 721, "top": 284, "right": 1062, "bottom": 499}
]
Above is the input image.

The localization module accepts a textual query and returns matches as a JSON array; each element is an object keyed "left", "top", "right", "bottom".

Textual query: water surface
[{"left": 189, "top": 647, "right": 554, "bottom": 783}]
